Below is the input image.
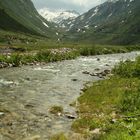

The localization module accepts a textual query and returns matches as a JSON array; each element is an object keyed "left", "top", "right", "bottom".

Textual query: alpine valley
[
  {"left": 0, "top": 0, "right": 140, "bottom": 140},
  {"left": 0, "top": 0, "right": 139, "bottom": 45}
]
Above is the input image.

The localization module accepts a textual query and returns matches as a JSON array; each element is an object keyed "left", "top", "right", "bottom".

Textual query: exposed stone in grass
[{"left": 90, "top": 128, "right": 101, "bottom": 135}]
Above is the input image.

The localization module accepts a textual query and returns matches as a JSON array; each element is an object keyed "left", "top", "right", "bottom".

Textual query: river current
[{"left": 0, "top": 52, "right": 140, "bottom": 140}]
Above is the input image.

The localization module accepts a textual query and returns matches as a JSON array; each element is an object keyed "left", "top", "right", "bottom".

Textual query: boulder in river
[
  {"left": 90, "top": 73, "right": 97, "bottom": 76},
  {"left": 82, "top": 71, "right": 90, "bottom": 75},
  {"left": 94, "top": 68, "right": 100, "bottom": 71},
  {"left": 64, "top": 112, "right": 77, "bottom": 119},
  {"left": 71, "top": 79, "right": 78, "bottom": 81},
  {"left": 104, "top": 69, "right": 111, "bottom": 74}
]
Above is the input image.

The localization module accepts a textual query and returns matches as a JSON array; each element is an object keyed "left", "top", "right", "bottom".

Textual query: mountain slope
[
  {"left": 66, "top": 0, "right": 140, "bottom": 45},
  {"left": 0, "top": 0, "right": 56, "bottom": 38}
]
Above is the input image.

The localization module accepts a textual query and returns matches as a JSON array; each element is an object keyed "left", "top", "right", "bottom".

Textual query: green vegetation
[
  {"left": 49, "top": 106, "right": 63, "bottom": 115},
  {"left": 1, "top": 37, "right": 140, "bottom": 68},
  {"left": 113, "top": 57, "right": 140, "bottom": 78},
  {"left": 0, "top": 49, "right": 79, "bottom": 67},
  {"left": 72, "top": 56, "right": 140, "bottom": 140},
  {"left": 0, "top": 0, "right": 56, "bottom": 38},
  {"left": 50, "top": 133, "right": 67, "bottom": 140}
]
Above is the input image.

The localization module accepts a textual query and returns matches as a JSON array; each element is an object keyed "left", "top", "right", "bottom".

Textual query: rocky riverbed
[{"left": 0, "top": 52, "right": 140, "bottom": 140}]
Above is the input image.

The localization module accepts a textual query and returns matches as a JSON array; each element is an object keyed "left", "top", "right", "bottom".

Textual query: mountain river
[{"left": 0, "top": 52, "right": 140, "bottom": 140}]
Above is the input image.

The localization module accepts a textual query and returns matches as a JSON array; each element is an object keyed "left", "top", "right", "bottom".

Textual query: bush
[
  {"left": 119, "top": 89, "right": 140, "bottom": 113},
  {"left": 113, "top": 57, "right": 140, "bottom": 78},
  {"left": 7, "top": 54, "right": 22, "bottom": 67},
  {"left": 35, "top": 50, "right": 51, "bottom": 62}
]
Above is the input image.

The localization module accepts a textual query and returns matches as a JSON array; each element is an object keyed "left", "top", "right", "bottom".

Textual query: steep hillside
[
  {"left": 0, "top": 0, "right": 56, "bottom": 38},
  {"left": 65, "top": 0, "right": 140, "bottom": 45}
]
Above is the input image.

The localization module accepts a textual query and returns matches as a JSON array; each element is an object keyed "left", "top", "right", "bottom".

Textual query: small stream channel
[{"left": 0, "top": 52, "right": 140, "bottom": 140}]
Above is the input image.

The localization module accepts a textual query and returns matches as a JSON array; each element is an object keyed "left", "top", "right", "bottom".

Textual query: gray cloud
[{"left": 32, "top": 0, "right": 107, "bottom": 13}]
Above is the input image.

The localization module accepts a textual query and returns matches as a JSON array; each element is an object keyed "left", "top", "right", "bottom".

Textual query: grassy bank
[
  {"left": 0, "top": 43, "right": 140, "bottom": 68},
  {"left": 0, "top": 49, "right": 79, "bottom": 68},
  {"left": 71, "top": 56, "right": 140, "bottom": 140}
]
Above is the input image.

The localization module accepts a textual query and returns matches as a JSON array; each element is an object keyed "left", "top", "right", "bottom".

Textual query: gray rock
[
  {"left": 72, "top": 79, "right": 78, "bottom": 81},
  {"left": 82, "top": 71, "right": 90, "bottom": 75},
  {"left": 65, "top": 113, "right": 77, "bottom": 119}
]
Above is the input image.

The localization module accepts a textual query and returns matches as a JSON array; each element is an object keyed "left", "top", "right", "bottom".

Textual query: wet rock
[
  {"left": 82, "top": 71, "right": 90, "bottom": 75},
  {"left": 94, "top": 68, "right": 100, "bottom": 71},
  {"left": 81, "top": 87, "right": 88, "bottom": 92},
  {"left": 90, "top": 73, "right": 97, "bottom": 76},
  {"left": 105, "top": 64, "right": 110, "bottom": 66},
  {"left": 29, "top": 63, "right": 34, "bottom": 66},
  {"left": 104, "top": 69, "right": 111, "bottom": 74},
  {"left": 25, "top": 77, "right": 31, "bottom": 81},
  {"left": 100, "top": 72, "right": 107, "bottom": 77},
  {"left": 97, "top": 58, "right": 100, "bottom": 61},
  {"left": 71, "top": 79, "right": 78, "bottom": 81},
  {"left": 95, "top": 69, "right": 111, "bottom": 78},
  {"left": 25, "top": 104, "right": 35, "bottom": 108},
  {"left": 8, "top": 63, "right": 13, "bottom": 67},
  {"left": 65, "top": 113, "right": 77, "bottom": 119},
  {"left": 0, "top": 62, "right": 8, "bottom": 68}
]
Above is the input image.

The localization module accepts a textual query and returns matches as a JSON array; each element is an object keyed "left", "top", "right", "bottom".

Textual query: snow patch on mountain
[{"left": 39, "top": 8, "right": 80, "bottom": 26}]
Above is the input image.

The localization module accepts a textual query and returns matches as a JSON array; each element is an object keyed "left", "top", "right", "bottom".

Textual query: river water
[{"left": 0, "top": 52, "right": 140, "bottom": 140}]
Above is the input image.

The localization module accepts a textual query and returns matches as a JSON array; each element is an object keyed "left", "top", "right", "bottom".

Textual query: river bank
[
  {"left": 71, "top": 55, "right": 140, "bottom": 140},
  {"left": 0, "top": 44, "right": 140, "bottom": 69},
  {"left": 0, "top": 52, "right": 140, "bottom": 140}
]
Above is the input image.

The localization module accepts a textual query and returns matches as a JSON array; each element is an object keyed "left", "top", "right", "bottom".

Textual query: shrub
[
  {"left": 35, "top": 50, "right": 51, "bottom": 62},
  {"left": 113, "top": 57, "right": 140, "bottom": 78},
  {"left": 119, "top": 89, "right": 140, "bottom": 113}
]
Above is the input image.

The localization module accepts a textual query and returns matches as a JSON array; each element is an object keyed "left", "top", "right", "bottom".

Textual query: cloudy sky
[{"left": 32, "top": 0, "right": 107, "bottom": 13}]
